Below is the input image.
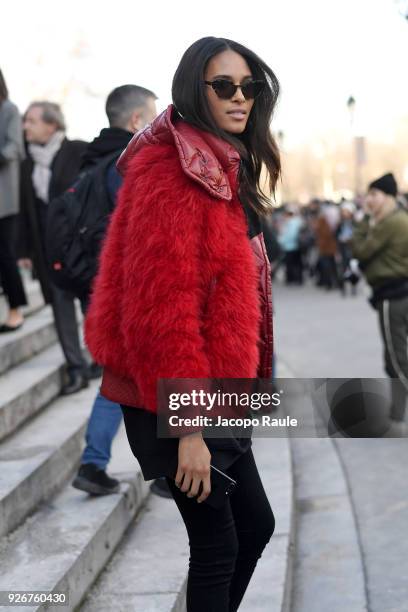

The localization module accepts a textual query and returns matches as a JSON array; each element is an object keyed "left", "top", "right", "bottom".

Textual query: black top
[
  {"left": 242, "top": 199, "right": 262, "bottom": 239},
  {"left": 120, "top": 200, "right": 260, "bottom": 481},
  {"left": 121, "top": 404, "right": 253, "bottom": 481}
]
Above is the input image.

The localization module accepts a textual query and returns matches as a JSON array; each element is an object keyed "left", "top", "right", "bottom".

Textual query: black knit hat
[{"left": 368, "top": 173, "right": 398, "bottom": 197}]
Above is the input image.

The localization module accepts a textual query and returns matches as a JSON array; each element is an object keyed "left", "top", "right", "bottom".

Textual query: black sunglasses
[{"left": 204, "top": 78, "right": 265, "bottom": 100}]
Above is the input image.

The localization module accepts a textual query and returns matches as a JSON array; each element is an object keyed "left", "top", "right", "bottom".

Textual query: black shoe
[
  {"left": 150, "top": 477, "right": 173, "bottom": 498},
  {"left": 87, "top": 362, "right": 103, "bottom": 380},
  {"left": 0, "top": 321, "right": 24, "bottom": 333},
  {"left": 72, "top": 463, "right": 120, "bottom": 495},
  {"left": 61, "top": 370, "right": 89, "bottom": 395}
]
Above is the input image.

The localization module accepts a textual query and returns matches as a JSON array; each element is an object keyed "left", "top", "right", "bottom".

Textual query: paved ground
[
  {"left": 273, "top": 278, "right": 408, "bottom": 612},
  {"left": 273, "top": 278, "right": 383, "bottom": 379}
]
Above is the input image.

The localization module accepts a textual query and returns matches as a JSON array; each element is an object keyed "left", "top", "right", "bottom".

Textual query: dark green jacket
[{"left": 351, "top": 208, "right": 408, "bottom": 287}]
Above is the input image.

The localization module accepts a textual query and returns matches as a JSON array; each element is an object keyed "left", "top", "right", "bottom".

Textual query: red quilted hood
[{"left": 116, "top": 104, "right": 240, "bottom": 201}]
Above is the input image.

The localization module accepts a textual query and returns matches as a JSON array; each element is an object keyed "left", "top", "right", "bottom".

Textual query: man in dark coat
[{"left": 19, "top": 101, "right": 90, "bottom": 394}]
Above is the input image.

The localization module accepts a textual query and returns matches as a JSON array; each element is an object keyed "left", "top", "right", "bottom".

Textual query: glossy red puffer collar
[{"left": 116, "top": 104, "right": 241, "bottom": 201}]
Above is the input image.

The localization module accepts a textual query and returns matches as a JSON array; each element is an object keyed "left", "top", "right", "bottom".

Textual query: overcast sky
[{"left": 2, "top": 0, "right": 407, "bottom": 147}]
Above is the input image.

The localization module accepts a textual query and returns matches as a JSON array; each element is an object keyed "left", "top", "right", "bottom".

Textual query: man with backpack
[{"left": 60, "top": 85, "right": 159, "bottom": 495}]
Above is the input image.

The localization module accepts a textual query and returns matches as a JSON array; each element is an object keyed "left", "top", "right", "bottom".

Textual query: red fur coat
[{"left": 84, "top": 105, "right": 273, "bottom": 413}]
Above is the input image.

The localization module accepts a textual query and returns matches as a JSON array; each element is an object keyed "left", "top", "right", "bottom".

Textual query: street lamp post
[
  {"left": 347, "top": 96, "right": 356, "bottom": 126},
  {"left": 346, "top": 96, "right": 366, "bottom": 198},
  {"left": 347, "top": 96, "right": 357, "bottom": 196}
]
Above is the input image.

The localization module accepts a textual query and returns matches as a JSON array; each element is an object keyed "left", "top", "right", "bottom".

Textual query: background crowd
[{"left": 263, "top": 191, "right": 408, "bottom": 295}]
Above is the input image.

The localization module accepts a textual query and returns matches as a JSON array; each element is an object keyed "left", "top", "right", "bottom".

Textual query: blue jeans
[{"left": 82, "top": 391, "right": 122, "bottom": 469}]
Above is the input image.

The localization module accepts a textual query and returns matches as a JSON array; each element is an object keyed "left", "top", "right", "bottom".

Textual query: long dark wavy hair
[
  {"left": 172, "top": 37, "right": 281, "bottom": 215},
  {"left": 0, "top": 69, "right": 9, "bottom": 103}
]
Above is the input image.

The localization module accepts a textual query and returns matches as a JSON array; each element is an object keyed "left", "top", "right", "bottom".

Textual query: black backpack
[{"left": 46, "top": 152, "right": 120, "bottom": 299}]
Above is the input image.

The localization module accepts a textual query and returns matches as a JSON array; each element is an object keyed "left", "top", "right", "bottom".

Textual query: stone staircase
[{"left": 0, "top": 278, "right": 295, "bottom": 611}]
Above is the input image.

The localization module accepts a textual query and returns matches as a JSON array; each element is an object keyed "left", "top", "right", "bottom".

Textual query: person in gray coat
[{"left": 0, "top": 69, "right": 27, "bottom": 332}]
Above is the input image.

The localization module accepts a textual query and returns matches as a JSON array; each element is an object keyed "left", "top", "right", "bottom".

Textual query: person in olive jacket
[
  {"left": 352, "top": 173, "right": 408, "bottom": 436},
  {"left": 0, "top": 69, "right": 27, "bottom": 332}
]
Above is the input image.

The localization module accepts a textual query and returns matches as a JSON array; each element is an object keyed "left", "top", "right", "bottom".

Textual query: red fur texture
[{"left": 85, "top": 142, "right": 264, "bottom": 413}]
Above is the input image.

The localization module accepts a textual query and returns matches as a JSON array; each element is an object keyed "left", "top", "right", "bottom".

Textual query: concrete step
[
  {"left": 80, "top": 482, "right": 188, "bottom": 612},
  {"left": 239, "top": 435, "right": 294, "bottom": 612},
  {"left": 279, "top": 359, "right": 367, "bottom": 612},
  {"left": 0, "top": 381, "right": 100, "bottom": 538},
  {"left": 0, "top": 276, "right": 45, "bottom": 322},
  {"left": 21, "top": 277, "right": 46, "bottom": 317},
  {"left": 0, "top": 306, "right": 57, "bottom": 376},
  {"left": 0, "top": 343, "right": 65, "bottom": 442},
  {"left": 0, "top": 424, "right": 148, "bottom": 612},
  {"left": 80, "top": 433, "right": 295, "bottom": 612},
  {"left": 0, "top": 278, "right": 85, "bottom": 377},
  {"left": 290, "top": 437, "right": 367, "bottom": 612}
]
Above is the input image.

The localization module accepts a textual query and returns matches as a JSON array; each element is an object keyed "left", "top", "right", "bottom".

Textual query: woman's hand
[{"left": 176, "top": 432, "right": 211, "bottom": 503}]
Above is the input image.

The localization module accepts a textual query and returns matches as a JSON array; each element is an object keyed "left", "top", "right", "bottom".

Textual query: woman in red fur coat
[{"left": 85, "top": 37, "right": 280, "bottom": 611}]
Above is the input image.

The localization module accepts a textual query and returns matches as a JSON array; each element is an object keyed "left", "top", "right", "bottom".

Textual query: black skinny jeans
[
  {"left": 165, "top": 447, "right": 275, "bottom": 611},
  {"left": 0, "top": 214, "right": 28, "bottom": 309}
]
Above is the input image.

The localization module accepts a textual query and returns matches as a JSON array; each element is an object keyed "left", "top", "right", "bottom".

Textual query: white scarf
[{"left": 29, "top": 130, "right": 66, "bottom": 202}]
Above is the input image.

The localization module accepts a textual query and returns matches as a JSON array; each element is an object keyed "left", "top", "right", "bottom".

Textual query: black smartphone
[
  {"left": 167, "top": 460, "right": 237, "bottom": 509},
  {"left": 196, "top": 464, "right": 237, "bottom": 509}
]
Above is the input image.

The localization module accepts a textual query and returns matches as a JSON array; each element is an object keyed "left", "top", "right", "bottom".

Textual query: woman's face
[{"left": 204, "top": 49, "right": 255, "bottom": 134}]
